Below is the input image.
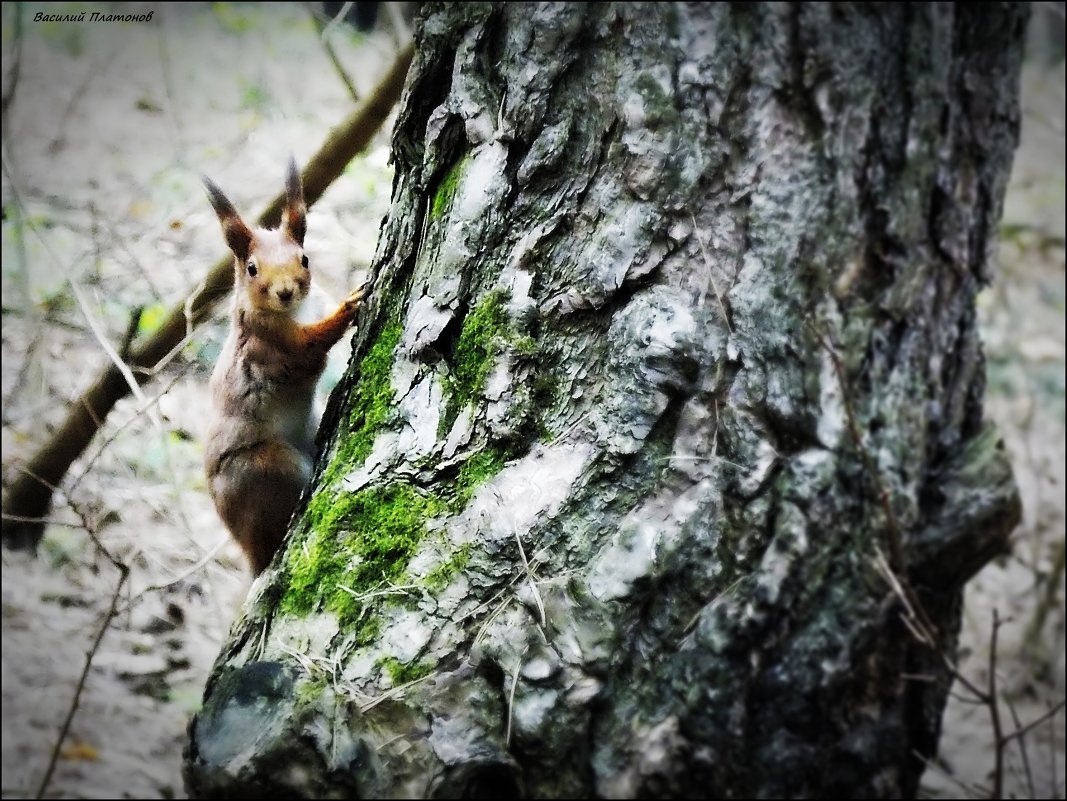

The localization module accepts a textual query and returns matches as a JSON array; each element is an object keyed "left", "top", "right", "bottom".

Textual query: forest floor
[{"left": 1, "top": 5, "right": 1064, "bottom": 799}]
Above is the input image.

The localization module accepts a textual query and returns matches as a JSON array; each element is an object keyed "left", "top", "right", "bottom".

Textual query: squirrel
[{"left": 202, "top": 158, "right": 365, "bottom": 576}]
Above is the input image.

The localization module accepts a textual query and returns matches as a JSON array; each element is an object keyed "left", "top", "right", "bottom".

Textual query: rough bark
[{"left": 184, "top": 4, "right": 1026, "bottom": 798}]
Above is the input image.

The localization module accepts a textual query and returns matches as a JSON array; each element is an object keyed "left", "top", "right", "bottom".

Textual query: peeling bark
[{"left": 184, "top": 4, "right": 1027, "bottom": 798}]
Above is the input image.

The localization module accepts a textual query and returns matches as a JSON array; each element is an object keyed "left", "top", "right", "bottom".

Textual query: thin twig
[
  {"left": 68, "top": 280, "right": 151, "bottom": 409},
  {"left": 912, "top": 749, "right": 987, "bottom": 799},
  {"left": 334, "top": 582, "right": 420, "bottom": 602},
  {"left": 0, "top": 513, "right": 84, "bottom": 529},
  {"left": 321, "top": 1, "right": 355, "bottom": 39},
  {"left": 1, "top": 2, "right": 23, "bottom": 121},
  {"left": 118, "top": 306, "right": 144, "bottom": 361},
  {"left": 33, "top": 490, "right": 130, "bottom": 799},
  {"left": 384, "top": 2, "right": 411, "bottom": 46},
  {"left": 945, "top": 687, "right": 992, "bottom": 706},
  {"left": 512, "top": 525, "right": 546, "bottom": 627},
  {"left": 34, "top": 567, "right": 129, "bottom": 799},
  {"left": 811, "top": 323, "right": 907, "bottom": 574},
  {"left": 989, "top": 609, "right": 1006, "bottom": 801},
  {"left": 1000, "top": 699, "right": 1066, "bottom": 746},
  {"left": 872, "top": 545, "right": 934, "bottom": 647},
  {"left": 47, "top": 44, "right": 127, "bottom": 155},
  {"left": 505, "top": 649, "right": 525, "bottom": 747},
  {"left": 690, "top": 213, "right": 733, "bottom": 333},
  {"left": 114, "top": 536, "right": 230, "bottom": 616},
  {"left": 357, "top": 673, "right": 433, "bottom": 713},
  {"left": 1005, "top": 695, "right": 1037, "bottom": 799},
  {"left": 458, "top": 551, "right": 547, "bottom": 625},
  {"left": 67, "top": 366, "right": 194, "bottom": 499},
  {"left": 307, "top": 5, "right": 361, "bottom": 104}
]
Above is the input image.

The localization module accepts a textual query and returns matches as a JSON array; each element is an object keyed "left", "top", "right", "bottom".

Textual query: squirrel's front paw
[{"left": 342, "top": 286, "right": 366, "bottom": 317}]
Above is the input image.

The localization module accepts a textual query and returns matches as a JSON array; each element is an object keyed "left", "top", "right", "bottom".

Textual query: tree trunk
[{"left": 183, "top": 4, "right": 1026, "bottom": 798}]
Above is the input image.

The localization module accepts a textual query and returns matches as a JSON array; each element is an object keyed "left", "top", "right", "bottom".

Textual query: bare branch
[
  {"left": 1001, "top": 699, "right": 1066, "bottom": 747},
  {"left": 2, "top": 41, "right": 415, "bottom": 550},
  {"left": 307, "top": 4, "right": 361, "bottom": 104}
]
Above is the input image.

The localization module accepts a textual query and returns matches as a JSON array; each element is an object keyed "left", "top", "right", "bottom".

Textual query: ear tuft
[
  {"left": 283, "top": 157, "right": 307, "bottom": 246},
  {"left": 203, "top": 176, "right": 237, "bottom": 218},
  {"left": 203, "top": 175, "right": 253, "bottom": 262}
]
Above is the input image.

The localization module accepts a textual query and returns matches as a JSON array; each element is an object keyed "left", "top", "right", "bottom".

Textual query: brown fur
[{"left": 202, "top": 159, "right": 365, "bottom": 576}]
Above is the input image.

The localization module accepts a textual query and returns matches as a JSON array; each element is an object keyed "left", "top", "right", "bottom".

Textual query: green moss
[
  {"left": 514, "top": 371, "right": 559, "bottom": 444},
  {"left": 513, "top": 335, "right": 538, "bottom": 357},
  {"left": 377, "top": 655, "right": 435, "bottom": 686},
  {"left": 454, "top": 448, "right": 507, "bottom": 506},
  {"left": 430, "top": 155, "right": 470, "bottom": 220},
  {"left": 344, "top": 322, "right": 404, "bottom": 468},
  {"left": 277, "top": 279, "right": 559, "bottom": 644},
  {"left": 281, "top": 483, "right": 444, "bottom": 633},
  {"left": 295, "top": 676, "right": 328, "bottom": 708},
  {"left": 424, "top": 543, "right": 474, "bottom": 592},
  {"left": 453, "top": 290, "right": 511, "bottom": 406},
  {"left": 633, "top": 72, "right": 677, "bottom": 129},
  {"left": 439, "top": 290, "right": 512, "bottom": 437}
]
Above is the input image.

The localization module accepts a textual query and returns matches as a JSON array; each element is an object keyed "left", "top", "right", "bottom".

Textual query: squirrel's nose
[{"left": 278, "top": 288, "right": 294, "bottom": 304}]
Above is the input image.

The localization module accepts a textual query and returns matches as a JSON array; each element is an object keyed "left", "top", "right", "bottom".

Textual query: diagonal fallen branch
[{"left": 2, "top": 41, "right": 414, "bottom": 552}]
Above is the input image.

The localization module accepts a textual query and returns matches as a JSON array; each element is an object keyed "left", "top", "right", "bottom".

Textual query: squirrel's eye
[
  {"left": 247, "top": 261, "right": 257, "bottom": 277},
  {"left": 301, "top": 255, "right": 309, "bottom": 269}
]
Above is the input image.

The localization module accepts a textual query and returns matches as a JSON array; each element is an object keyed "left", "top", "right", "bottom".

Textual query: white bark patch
[
  {"left": 341, "top": 336, "right": 443, "bottom": 492},
  {"left": 520, "top": 649, "right": 561, "bottom": 682},
  {"left": 264, "top": 614, "right": 340, "bottom": 664},
  {"left": 379, "top": 608, "right": 434, "bottom": 667},
  {"left": 501, "top": 267, "right": 536, "bottom": 318},
  {"left": 596, "top": 715, "right": 688, "bottom": 799},
  {"left": 513, "top": 687, "right": 560, "bottom": 738},
  {"left": 442, "top": 404, "right": 474, "bottom": 458},
  {"left": 453, "top": 141, "right": 508, "bottom": 222},
  {"left": 394, "top": 370, "right": 443, "bottom": 460},
  {"left": 461, "top": 442, "right": 592, "bottom": 545},
  {"left": 817, "top": 347, "right": 846, "bottom": 448},
  {"left": 429, "top": 713, "right": 487, "bottom": 766},
  {"left": 589, "top": 479, "right": 721, "bottom": 604},
  {"left": 585, "top": 201, "right": 656, "bottom": 293},
  {"left": 485, "top": 356, "right": 517, "bottom": 438},
  {"left": 341, "top": 430, "right": 399, "bottom": 493},
  {"left": 595, "top": 288, "right": 698, "bottom": 454},
  {"left": 341, "top": 650, "right": 378, "bottom": 687},
  {"left": 619, "top": 67, "right": 676, "bottom": 199},
  {"left": 483, "top": 356, "right": 511, "bottom": 403},
  {"left": 406, "top": 290, "right": 459, "bottom": 356},
  {"left": 739, "top": 438, "right": 780, "bottom": 496},
  {"left": 586, "top": 515, "right": 661, "bottom": 602},
  {"left": 755, "top": 502, "right": 809, "bottom": 606},
  {"left": 408, "top": 141, "right": 511, "bottom": 355}
]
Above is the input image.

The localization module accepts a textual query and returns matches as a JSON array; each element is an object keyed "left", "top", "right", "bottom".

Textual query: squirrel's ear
[
  {"left": 283, "top": 157, "right": 306, "bottom": 246},
  {"left": 203, "top": 176, "right": 253, "bottom": 262}
]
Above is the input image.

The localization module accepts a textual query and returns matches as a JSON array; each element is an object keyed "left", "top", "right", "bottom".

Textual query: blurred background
[{"left": 0, "top": 3, "right": 1062, "bottom": 798}]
